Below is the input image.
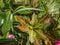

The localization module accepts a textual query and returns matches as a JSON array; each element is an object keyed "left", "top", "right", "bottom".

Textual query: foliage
[{"left": 0, "top": 0, "right": 60, "bottom": 45}]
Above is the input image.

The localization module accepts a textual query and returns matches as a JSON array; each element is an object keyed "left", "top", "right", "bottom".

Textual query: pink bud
[
  {"left": 55, "top": 41, "right": 60, "bottom": 45},
  {"left": 44, "top": 18, "right": 53, "bottom": 24},
  {"left": 8, "top": 34, "right": 15, "bottom": 39}
]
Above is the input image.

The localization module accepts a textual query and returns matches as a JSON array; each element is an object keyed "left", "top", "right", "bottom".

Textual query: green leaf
[
  {"left": 26, "top": 41, "right": 30, "bottom": 45},
  {"left": 55, "top": 0, "right": 60, "bottom": 8},
  {"left": 38, "top": 0, "right": 48, "bottom": 18},
  {"left": 14, "top": 6, "right": 42, "bottom": 14},
  {"left": 2, "top": 10, "right": 13, "bottom": 37},
  {"left": 30, "top": 13, "right": 38, "bottom": 26},
  {"left": 36, "top": 30, "right": 48, "bottom": 40},
  {"left": 4, "top": 0, "right": 11, "bottom": 4},
  {"left": 34, "top": 22, "right": 45, "bottom": 29},
  {"left": 27, "top": 30, "right": 36, "bottom": 43},
  {"left": 0, "top": 10, "right": 6, "bottom": 19},
  {"left": 0, "top": 10, "right": 5, "bottom": 26},
  {"left": 57, "top": 29, "right": 60, "bottom": 35},
  {"left": 0, "top": 0, "right": 5, "bottom": 8},
  {"left": 15, "top": 0, "right": 24, "bottom": 3},
  {"left": 38, "top": 11, "right": 46, "bottom": 18},
  {"left": 38, "top": 0, "right": 48, "bottom": 12},
  {"left": 0, "top": 16, "right": 4, "bottom": 26},
  {"left": 18, "top": 10, "right": 31, "bottom": 14},
  {"left": 14, "top": 6, "right": 25, "bottom": 12},
  {"left": 14, "top": 6, "right": 32, "bottom": 14}
]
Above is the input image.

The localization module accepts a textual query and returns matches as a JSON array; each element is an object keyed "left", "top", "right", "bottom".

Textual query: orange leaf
[
  {"left": 16, "top": 25, "right": 30, "bottom": 32},
  {"left": 16, "top": 16, "right": 30, "bottom": 26}
]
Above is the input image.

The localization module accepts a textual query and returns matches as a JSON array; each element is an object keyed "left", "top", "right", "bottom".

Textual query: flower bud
[
  {"left": 44, "top": 18, "right": 53, "bottom": 24},
  {"left": 8, "top": 34, "right": 15, "bottom": 39},
  {"left": 55, "top": 41, "right": 60, "bottom": 45}
]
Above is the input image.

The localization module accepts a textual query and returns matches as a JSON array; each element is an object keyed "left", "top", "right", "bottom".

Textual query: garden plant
[{"left": 0, "top": 0, "right": 60, "bottom": 45}]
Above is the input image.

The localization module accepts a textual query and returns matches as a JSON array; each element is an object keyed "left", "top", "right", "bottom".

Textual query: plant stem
[
  {"left": 34, "top": 36, "right": 40, "bottom": 45},
  {"left": 38, "top": 13, "right": 49, "bottom": 23}
]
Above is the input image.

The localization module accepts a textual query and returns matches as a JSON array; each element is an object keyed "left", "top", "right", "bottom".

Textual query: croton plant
[{"left": 0, "top": 0, "right": 60, "bottom": 45}]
